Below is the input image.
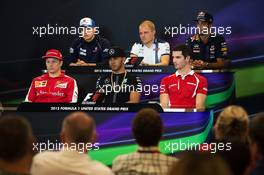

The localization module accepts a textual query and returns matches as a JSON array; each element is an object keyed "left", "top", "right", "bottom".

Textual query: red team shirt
[
  {"left": 160, "top": 70, "right": 208, "bottom": 108},
  {"left": 25, "top": 72, "right": 78, "bottom": 103}
]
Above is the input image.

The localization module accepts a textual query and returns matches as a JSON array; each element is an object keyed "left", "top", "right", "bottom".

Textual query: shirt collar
[
  {"left": 43, "top": 71, "right": 65, "bottom": 78},
  {"left": 137, "top": 146, "right": 160, "bottom": 152},
  {"left": 81, "top": 35, "right": 97, "bottom": 44},
  {"left": 176, "top": 70, "right": 194, "bottom": 79},
  {"left": 60, "top": 149, "right": 90, "bottom": 159},
  {"left": 198, "top": 34, "right": 215, "bottom": 44},
  {"left": 141, "top": 38, "right": 157, "bottom": 48}
]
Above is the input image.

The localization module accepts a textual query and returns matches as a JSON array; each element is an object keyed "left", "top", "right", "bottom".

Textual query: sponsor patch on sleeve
[{"left": 55, "top": 82, "right": 68, "bottom": 88}]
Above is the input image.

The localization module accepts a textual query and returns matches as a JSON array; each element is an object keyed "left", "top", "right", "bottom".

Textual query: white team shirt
[{"left": 130, "top": 39, "right": 170, "bottom": 65}]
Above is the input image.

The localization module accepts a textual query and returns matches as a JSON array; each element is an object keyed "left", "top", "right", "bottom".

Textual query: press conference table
[{"left": 66, "top": 66, "right": 235, "bottom": 108}]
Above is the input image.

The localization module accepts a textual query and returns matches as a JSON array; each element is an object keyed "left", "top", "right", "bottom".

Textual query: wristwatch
[{"left": 205, "top": 62, "right": 209, "bottom": 68}]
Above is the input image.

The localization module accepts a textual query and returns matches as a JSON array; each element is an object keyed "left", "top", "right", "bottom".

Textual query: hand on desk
[
  {"left": 69, "top": 59, "right": 96, "bottom": 66},
  {"left": 140, "top": 61, "right": 149, "bottom": 66},
  {"left": 191, "top": 60, "right": 208, "bottom": 69}
]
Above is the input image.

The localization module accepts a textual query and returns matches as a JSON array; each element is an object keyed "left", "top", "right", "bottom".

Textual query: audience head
[
  {"left": 168, "top": 151, "right": 232, "bottom": 175},
  {"left": 132, "top": 108, "right": 163, "bottom": 147},
  {"left": 217, "top": 141, "right": 251, "bottom": 175},
  {"left": 61, "top": 112, "right": 96, "bottom": 148},
  {"left": 249, "top": 112, "right": 264, "bottom": 159},
  {"left": 214, "top": 105, "right": 249, "bottom": 142},
  {"left": 0, "top": 114, "right": 34, "bottom": 173}
]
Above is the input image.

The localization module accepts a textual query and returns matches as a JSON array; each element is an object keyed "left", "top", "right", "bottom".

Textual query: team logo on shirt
[
  {"left": 69, "top": 47, "right": 74, "bottom": 53},
  {"left": 92, "top": 47, "right": 98, "bottom": 53},
  {"left": 55, "top": 81, "right": 68, "bottom": 88},
  {"left": 104, "top": 78, "right": 110, "bottom": 84},
  {"left": 198, "top": 11, "right": 205, "bottom": 18},
  {"left": 35, "top": 81, "right": 47, "bottom": 87},
  {"left": 79, "top": 48, "right": 87, "bottom": 56},
  {"left": 210, "top": 45, "right": 215, "bottom": 51},
  {"left": 210, "top": 45, "right": 215, "bottom": 54},
  {"left": 193, "top": 44, "right": 200, "bottom": 53},
  {"left": 221, "top": 42, "right": 228, "bottom": 52},
  {"left": 109, "top": 49, "right": 115, "bottom": 56}
]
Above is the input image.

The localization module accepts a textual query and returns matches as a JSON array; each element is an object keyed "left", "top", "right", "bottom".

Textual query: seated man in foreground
[
  {"left": 30, "top": 112, "right": 114, "bottom": 175},
  {"left": 112, "top": 108, "right": 177, "bottom": 175},
  {"left": 160, "top": 45, "right": 207, "bottom": 109},
  {"left": 0, "top": 115, "right": 35, "bottom": 175}
]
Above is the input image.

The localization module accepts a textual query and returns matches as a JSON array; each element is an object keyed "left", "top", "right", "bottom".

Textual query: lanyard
[
  {"left": 155, "top": 41, "right": 159, "bottom": 64},
  {"left": 111, "top": 71, "right": 127, "bottom": 103},
  {"left": 111, "top": 71, "right": 127, "bottom": 88}
]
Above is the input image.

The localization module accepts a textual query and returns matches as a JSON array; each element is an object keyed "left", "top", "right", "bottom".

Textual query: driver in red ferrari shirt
[{"left": 25, "top": 49, "right": 78, "bottom": 103}]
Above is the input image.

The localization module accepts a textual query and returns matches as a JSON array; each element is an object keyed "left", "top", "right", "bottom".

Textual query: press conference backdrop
[{"left": 0, "top": 0, "right": 263, "bottom": 102}]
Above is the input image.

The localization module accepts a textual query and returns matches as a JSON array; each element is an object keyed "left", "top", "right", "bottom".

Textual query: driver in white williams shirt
[{"left": 130, "top": 20, "right": 170, "bottom": 66}]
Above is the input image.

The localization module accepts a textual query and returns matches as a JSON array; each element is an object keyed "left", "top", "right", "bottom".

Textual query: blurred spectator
[
  {"left": 168, "top": 151, "right": 232, "bottom": 175},
  {"left": 214, "top": 105, "right": 249, "bottom": 143},
  {"left": 112, "top": 108, "right": 177, "bottom": 175},
  {"left": 0, "top": 115, "right": 35, "bottom": 175},
  {"left": 217, "top": 141, "right": 252, "bottom": 175},
  {"left": 249, "top": 112, "right": 264, "bottom": 175},
  {"left": 31, "top": 112, "right": 113, "bottom": 175}
]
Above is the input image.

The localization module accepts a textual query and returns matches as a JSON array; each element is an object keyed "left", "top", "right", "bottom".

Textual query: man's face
[
  {"left": 172, "top": 51, "right": 189, "bottom": 70},
  {"left": 197, "top": 21, "right": 211, "bottom": 35},
  {"left": 139, "top": 25, "right": 155, "bottom": 45},
  {"left": 109, "top": 57, "right": 125, "bottom": 72},
  {"left": 81, "top": 27, "right": 95, "bottom": 41},
  {"left": 46, "top": 58, "right": 62, "bottom": 74}
]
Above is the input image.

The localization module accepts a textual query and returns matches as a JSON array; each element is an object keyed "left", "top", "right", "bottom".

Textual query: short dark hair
[
  {"left": 132, "top": 108, "right": 163, "bottom": 147},
  {"left": 250, "top": 112, "right": 264, "bottom": 155},
  {"left": 173, "top": 44, "right": 192, "bottom": 58},
  {"left": 0, "top": 115, "right": 33, "bottom": 162}
]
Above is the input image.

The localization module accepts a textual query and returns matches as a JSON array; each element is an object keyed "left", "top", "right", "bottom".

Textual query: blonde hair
[
  {"left": 215, "top": 105, "right": 249, "bottom": 142},
  {"left": 139, "top": 20, "right": 156, "bottom": 32}
]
